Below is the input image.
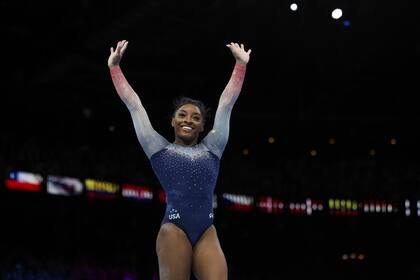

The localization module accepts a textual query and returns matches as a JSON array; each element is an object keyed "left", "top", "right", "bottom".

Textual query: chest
[{"left": 151, "top": 145, "right": 220, "bottom": 181}]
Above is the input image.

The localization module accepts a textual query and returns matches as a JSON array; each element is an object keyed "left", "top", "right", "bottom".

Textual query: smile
[{"left": 181, "top": 126, "right": 193, "bottom": 131}]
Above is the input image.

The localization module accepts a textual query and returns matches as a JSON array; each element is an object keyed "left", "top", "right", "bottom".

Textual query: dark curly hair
[{"left": 172, "top": 96, "right": 211, "bottom": 124}]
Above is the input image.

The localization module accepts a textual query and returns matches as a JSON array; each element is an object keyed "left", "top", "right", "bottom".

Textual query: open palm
[
  {"left": 108, "top": 40, "right": 129, "bottom": 68},
  {"left": 226, "top": 42, "right": 251, "bottom": 64}
]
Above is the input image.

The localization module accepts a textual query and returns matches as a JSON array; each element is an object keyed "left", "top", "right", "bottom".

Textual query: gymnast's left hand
[
  {"left": 108, "top": 40, "right": 129, "bottom": 68},
  {"left": 226, "top": 42, "right": 251, "bottom": 65}
]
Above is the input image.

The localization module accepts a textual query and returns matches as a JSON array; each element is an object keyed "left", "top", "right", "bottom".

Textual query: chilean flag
[{"left": 5, "top": 171, "right": 43, "bottom": 192}]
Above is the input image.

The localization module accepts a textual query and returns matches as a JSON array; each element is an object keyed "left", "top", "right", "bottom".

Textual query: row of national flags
[
  {"left": 4, "top": 171, "right": 153, "bottom": 202},
  {"left": 3, "top": 170, "right": 418, "bottom": 217}
]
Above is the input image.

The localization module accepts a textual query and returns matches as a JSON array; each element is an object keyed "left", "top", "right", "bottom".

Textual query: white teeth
[{"left": 182, "top": 126, "right": 192, "bottom": 131}]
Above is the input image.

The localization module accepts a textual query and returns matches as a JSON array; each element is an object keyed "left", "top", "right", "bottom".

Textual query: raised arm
[
  {"left": 203, "top": 43, "right": 251, "bottom": 158},
  {"left": 108, "top": 40, "right": 169, "bottom": 159}
]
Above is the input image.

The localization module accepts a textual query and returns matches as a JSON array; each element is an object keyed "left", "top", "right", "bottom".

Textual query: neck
[{"left": 174, "top": 137, "right": 197, "bottom": 146}]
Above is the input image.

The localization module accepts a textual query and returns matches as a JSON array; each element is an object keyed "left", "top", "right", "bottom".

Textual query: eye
[{"left": 193, "top": 116, "right": 201, "bottom": 121}]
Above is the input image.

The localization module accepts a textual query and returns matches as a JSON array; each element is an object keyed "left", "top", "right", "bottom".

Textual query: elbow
[
  {"left": 219, "top": 97, "right": 236, "bottom": 109},
  {"left": 122, "top": 95, "right": 142, "bottom": 112},
  {"left": 127, "top": 103, "right": 141, "bottom": 112}
]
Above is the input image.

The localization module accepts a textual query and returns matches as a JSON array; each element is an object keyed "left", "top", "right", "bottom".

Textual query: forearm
[
  {"left": 204, "top": 63, "right": 246, "bottom": 157},
  {"left": 219, "top": 63, "right": 247, "bottom": 108},
  {"left": 110, "top": 65, "right": 142, "bottom": 111},
  {"left": 109, "top": 66, "right": 169, "bottom": 158}
]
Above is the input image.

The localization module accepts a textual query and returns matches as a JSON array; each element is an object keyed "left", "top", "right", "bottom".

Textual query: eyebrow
[{"left": 178, "top": 109, "right": 201, "bottom": 116}]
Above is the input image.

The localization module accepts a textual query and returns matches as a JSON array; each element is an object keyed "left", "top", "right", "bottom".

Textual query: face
[{"left": 171, "top": 103, "right": 204, "bottom": 144}]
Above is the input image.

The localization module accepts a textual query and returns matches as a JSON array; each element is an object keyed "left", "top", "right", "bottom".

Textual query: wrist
[
  {"left": 109, "top": 64, "right": 120, "bottom": 70},
  {"left": 235, "top": 60, "right": 247, "bottom": 65},
  {"left": 235, "top": 61, "right": 247, "bottom": 68},
  {"left": 109, "top": 65, "right": 122, "bottom": 76}
]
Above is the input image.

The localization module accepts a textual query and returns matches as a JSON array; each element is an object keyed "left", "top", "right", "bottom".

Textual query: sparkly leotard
[
  {"left": 110, "top": 63, "right": 246, "bottom": 245},
  {"left": 150, "top": 143, "right": 219, "bottom": 245}
]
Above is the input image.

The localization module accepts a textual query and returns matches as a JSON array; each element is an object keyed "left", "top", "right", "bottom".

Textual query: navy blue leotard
[
  {"left": 110, "top": 63, "right": 246, "bottom": 246},
  {"left": 150, "top": 143, "right": 219, "bottom": 245}
]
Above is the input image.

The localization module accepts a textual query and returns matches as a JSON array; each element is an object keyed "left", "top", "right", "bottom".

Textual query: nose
[{"left": 185, "top": 115, "right": 194, "bottom": 123}]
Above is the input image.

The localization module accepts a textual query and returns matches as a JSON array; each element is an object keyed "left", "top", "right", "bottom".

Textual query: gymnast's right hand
[{"left": 108, "top": 40, "right": 128, "bottom": 68}]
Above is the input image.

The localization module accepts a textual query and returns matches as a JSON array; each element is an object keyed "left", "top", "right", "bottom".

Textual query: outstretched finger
[
  {"left": 247, "top": 49, "right": 252, "bottom": 55},
  {"left": 241, "top": 43, "right": 244, "bottom": 50},
  {"left": 116, "top": 41, "right": 123, "bottom": 53},
  {"left": 120, "top": 41, "right": 128, "bottom": 55},
  {"left": 110, "top": 47, "right": 114, "bottom": 54}
]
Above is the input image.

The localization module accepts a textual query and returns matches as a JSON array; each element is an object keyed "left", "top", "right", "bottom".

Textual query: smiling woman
[
  {"left": 108, "top": 39, "right": 251, "bottom": 280},
  {"left": 171, "top": 97, "right": 209, "bottom": 146}
]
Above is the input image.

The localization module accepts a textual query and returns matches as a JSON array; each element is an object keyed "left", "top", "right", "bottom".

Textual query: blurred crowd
[{"left": 0, "top": 254, "right": 146, "bottom": 280}]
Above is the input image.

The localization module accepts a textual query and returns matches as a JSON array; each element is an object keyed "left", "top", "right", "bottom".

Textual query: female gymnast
[{"left": 108, "top": 40, "right": 251, "bottom": 280}]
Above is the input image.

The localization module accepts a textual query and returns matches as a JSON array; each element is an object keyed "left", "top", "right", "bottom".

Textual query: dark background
[{"left": 1, "top": 0, "right": 420, "bottom": 279}]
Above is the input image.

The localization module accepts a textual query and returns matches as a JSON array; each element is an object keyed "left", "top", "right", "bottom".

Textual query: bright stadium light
[
  {"left": 332, "top": 8, "right": 343, "bottom": 19},
  {"left": 290, "top": 3, "right": 298, "bottom": 11}
]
